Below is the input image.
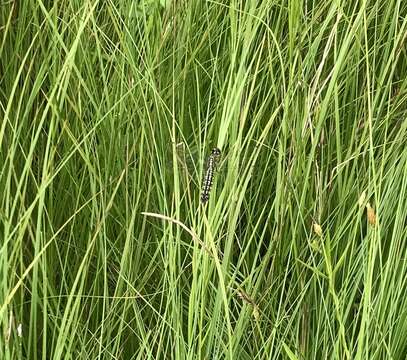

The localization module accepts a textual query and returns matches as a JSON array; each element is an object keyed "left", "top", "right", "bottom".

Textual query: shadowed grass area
[{"left": 1, "top": 0, "right": 407, "bottom": 359}]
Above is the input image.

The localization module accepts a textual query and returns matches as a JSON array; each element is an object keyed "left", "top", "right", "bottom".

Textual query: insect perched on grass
[{"left": 200, "top": 147, "right": 221, "bottom": 203}]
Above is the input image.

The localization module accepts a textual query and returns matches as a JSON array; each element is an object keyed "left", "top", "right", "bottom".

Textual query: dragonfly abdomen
[{"left": 201, "top": 148, "right": 221, "bottom": 203}]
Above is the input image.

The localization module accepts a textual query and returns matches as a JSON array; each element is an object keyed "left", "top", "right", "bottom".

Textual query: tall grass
[{"left": 1, "top": 0, "right": 407, "bottom": 358}]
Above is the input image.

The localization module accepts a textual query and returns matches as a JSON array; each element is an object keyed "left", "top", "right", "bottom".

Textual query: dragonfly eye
[{"left": 211, "top": 147, "right": 221, "bottom": 156}]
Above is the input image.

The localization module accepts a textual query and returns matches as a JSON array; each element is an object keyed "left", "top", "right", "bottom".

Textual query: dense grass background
[{"left": 1, "top": 0, "right": 407, "bottom": 358}]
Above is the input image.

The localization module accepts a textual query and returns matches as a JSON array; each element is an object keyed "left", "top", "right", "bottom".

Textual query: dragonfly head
[{"left": 211, "top": 147, "right": 221, "bottom": 157}]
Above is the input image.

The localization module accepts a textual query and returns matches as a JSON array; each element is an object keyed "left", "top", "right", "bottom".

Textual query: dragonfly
[
  {"left": 166, "top": 143, "right": 228, "bottom": 202},
  {"left": 166, "top": 141, "right": 264, "bottom": 202},
  {"left": 200, "top": 147, "right": 221, "bottom": 203}
]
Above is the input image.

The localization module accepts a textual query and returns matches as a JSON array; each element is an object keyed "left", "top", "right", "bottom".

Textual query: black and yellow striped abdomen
[{"left": 200, "top": 148, "right": 221, "bottom": 203}]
